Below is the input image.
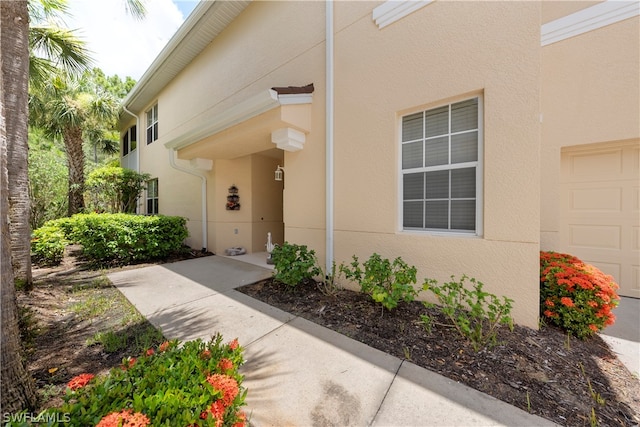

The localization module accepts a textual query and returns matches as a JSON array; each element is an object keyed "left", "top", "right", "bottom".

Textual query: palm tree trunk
[
  {"left": 0, "top": 19, "right": 37, "bottom": 412},
  {"left": 1, "top": 0, "right": 32, "bottom": 288},
  {"left": 64, "top": 126, "right": 86, "bottom": 215}
]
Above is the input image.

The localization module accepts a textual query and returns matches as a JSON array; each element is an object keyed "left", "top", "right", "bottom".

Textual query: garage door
[{"left": 560, "top": 140, "right": 640, "bottom": 298}]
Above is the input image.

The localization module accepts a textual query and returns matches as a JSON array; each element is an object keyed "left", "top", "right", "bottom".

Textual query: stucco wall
[
  {"left": 124, "top": 0, "right": 551, "bottom": 328},
  {"left": 134, "top": 106, "right": 204, "bottom": 249},
  {"left": 332, "top": 1, "right": 542, "bottom": 327},
  {"left": 540, "top": 11, "right": 640, "bottom": 250},
  {"left": 128, "top": 1, "right": 327, "bottom": 252}
]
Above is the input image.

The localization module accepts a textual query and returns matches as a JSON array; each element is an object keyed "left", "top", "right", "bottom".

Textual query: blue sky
[
  {"left": 65, "top": 0, "right": 201, "bottom": 80},
  {"left": 174, "top": 1, "right": 199, "bottom": 19}
]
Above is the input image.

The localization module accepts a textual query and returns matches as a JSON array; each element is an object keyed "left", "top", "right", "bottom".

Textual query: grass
[
  {"left": 19, "top": 267, "right": 168, "bottom": 411},
  {"left": 88, "top": 325, "right": 164, "bottom": 354},
  {"left": 70, "top": 293, "right": 115, "bottom": 320}
]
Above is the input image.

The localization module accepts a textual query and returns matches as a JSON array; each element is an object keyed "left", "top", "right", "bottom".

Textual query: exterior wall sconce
[{"left": 274, "top": 165, "right": 284, "bottom": 181}]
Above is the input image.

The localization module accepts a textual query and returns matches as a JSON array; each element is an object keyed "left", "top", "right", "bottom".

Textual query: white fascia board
[
  {"left": 164, "top": 89, "right": 280, "bottom": 150},
  {"left": 372, "top": 0, "right": 433, "bottom": 29},
  {"left": 278, "top": 93, "right": 313, "bottom": 105},
  {"left": 542, "top": 0, "right": 640, "bottom": 46},
  {"left": 163, "top": 89, "right": 314, "bottom": 151}
]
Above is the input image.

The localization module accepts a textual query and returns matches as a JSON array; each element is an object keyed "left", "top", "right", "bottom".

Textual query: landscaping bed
[
  {"left": 19, "top": 247, "right": 639, "bottom": 426},
  {"left": 237, "top": 278, "right": 640, "bottom": 427}
]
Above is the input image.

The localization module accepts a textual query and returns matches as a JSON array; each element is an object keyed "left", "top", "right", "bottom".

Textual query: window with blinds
[{"left": 401, "top": 97, "right": 481, "bottom": 233}]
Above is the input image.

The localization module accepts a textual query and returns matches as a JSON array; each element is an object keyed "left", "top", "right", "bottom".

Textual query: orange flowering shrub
[
  {"left": 45, "top": 335, "right": 247, "bottom": 426},
  {"left": 206, "top": 373, "right": 240, "bottom": 406},
  {"left": 217, "top": 358, "right": 234, "bottom": 371},
  {"left": 540, "top": 251, "right": 619, "bottom": 339},
  {"left": 96, "top": 409, "right": 150, "bottom": 427},
  {"left": 67, "top": 373, "right": 94, "bottom": 391}
]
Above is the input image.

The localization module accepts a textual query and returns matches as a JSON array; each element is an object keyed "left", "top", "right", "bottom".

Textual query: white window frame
[
  {"left": 399, "top": 95, "right": 483, "bottom": 236},
  {"left": 146, "top": 178, "right": 159, "bottom": 215},
  {"left": 146, "top": 104, "right": 158, "bottom": 144}
]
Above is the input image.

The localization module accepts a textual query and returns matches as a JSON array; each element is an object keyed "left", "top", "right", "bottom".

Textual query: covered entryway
[
  {"left": 560, "top": 140, "right": 640, "bottom": 298},
  {"left": 164, "top": 85, "right": 313, "bottom": 256}
]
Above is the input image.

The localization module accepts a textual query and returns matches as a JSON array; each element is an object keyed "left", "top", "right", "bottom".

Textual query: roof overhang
[
  {"left": 120, "top": 0, "right": 251, "bottom": 118},
  {"left": 165, "top": 87, "right": 313, "bottom": 160}
]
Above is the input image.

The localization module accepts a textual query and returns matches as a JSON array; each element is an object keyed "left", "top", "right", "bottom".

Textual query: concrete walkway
[
  {"left": 600, "top": 296, "right": 640, "bottom": 377},
  {"left": 108, "top": 256, "right": 557, "bottom": 426}
]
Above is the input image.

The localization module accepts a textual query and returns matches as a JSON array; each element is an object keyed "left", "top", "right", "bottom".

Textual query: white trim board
[
  {"left": 542, "top": 0, "right": 640, "bottom": 46},
  {"left": 372, "top": 0, "right": 433, "bottom": 29}
]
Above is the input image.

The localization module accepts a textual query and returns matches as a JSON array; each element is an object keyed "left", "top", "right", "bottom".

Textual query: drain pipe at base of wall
[
  {"left": 168, "top": 148, "right": 208, "bottom": 252},
  {"left": 325, "top": 0, "right": 334, "bottom": 274}
]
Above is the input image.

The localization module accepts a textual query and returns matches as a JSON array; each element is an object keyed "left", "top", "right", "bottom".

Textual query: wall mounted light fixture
[{"left": 274, "top": 165, "right": 284, "bottom": 181}]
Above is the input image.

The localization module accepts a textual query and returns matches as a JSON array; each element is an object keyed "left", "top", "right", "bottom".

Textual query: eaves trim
[
  {"left": 163, "top": 90, "right": 312, "bottom": 151},
  {"left": 541, "top": 0, "right": 640, "bottom": 46},
  {"left": 372, "top": 0, "right": 433, "bottom": 29},
  {"left": 121, "top": 0, "right": 251, "bottom": 116}
]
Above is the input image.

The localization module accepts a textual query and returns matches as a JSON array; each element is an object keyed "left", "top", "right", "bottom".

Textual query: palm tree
[
  {"left": 5, "top": 0, "right": 93, "bottom": 290},
  {"left": 2, "top": 0, "right": 34, "bottom": 291},
  {"left": 30, "top": 76, "right": 120, "bottom": 215},
  {"left": 1, "top": 0, "right": 145, "bottom": 413},
  {"left": 0, "top": 2, "right": 38, "bottom": 414}
]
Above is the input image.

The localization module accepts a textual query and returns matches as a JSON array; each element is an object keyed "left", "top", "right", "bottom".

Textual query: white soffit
[
  {"left": 372, "top": 0, "right": 433, "bottom": 29},
  {"left": 164, "top": 90, "right": 312, "bottom": 151},
  {"left": 121, "top": 0, "right": 251, "bottom": 115},
  {"left": 541, "top": 0, "right": 640, "bottom": 46}
]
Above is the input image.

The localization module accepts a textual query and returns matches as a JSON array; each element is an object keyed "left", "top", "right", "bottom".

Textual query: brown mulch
[
  {"left": 19, "top": 248, "right": 639, "bottom": 425},
  {"left": 237, "top": 278, "right": 640, "bottom": 427}
]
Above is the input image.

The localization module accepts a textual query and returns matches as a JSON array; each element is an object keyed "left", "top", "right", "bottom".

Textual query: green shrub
[
  {"left": 85, "top": 166, "right": 150, "bottom": 213},
  {"left": 422, "top": 275, "right": 514, "bottom": 351},
  {"left": 44, "top": 335, "right": 247, "bottom": 426},
  {"left": 70, "top": 213, "right": 188, "bottom": 263},
  {"left": 31, "top": 225, "right": 69, "bottom": 266},
  {"left": 340, "top": 253, "right": 418, "bottom": 311},
  {"left": 271, "top": 242, "right": 322, "bottom": 287},
  {"left": 540, "top": 251, "right": 620, "bottom": 339},
  {"left": 31, "top": 213, "right": 189, "bottom": 265}
]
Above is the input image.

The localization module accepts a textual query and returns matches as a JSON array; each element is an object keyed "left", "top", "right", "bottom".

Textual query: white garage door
[{"left": 560, "top": 140, "right": 640, "bottom": 298}]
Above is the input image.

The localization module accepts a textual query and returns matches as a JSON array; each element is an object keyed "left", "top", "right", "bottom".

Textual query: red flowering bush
[
  {"left": 45, "top": 335, "right": 247, "bottom": 426},
  {"left": 67, "top": 373, "right": 95, "bottom": 391},
  {"left": 96, "top": 409, "right": 150, "bottom": 427},
  {"left": 540, "top": 251, "right": 619, "bottom": 339}
]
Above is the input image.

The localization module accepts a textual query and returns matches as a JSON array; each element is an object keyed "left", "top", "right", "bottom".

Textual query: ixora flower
[
  {"left": 206, "top": 374, "right": 239, "bottom": 406},
  {"left": 67, "top": 373, "right": 94, "bottom": 390},
  {"left": 560, "top": 297, "right": 575, "bottom": 308},
  {"left": 218, "top": 358, "right": 233, "bottom": 371},
  {"left": 228, "top": 338, "right": 239, "bottom": 350},
  {"left": 159, "top": 341, "right": 170, "bottom": 352},
  {"left": 200, "top": 400, "right": 225, "bottom": 427},
  {"left": 120, "top": 357, "right": 136, "bottom": 370},
  {"left": 96, "top": 409, "right": 150, "bottom": 427},
  {"left": 540, "top": 251, "right": 620, "bottom": 338},
  {"left": 232, "top": 411, "right": 247, "bottom": 427}
]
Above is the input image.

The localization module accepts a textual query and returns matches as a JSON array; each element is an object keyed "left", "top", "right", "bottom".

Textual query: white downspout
[
  {"left": 326, "top": 0, "right": 334, "bottom": 274},
  {"left": 168, "top": 149, "right": 208, "bottom": 252},
  {"left": 122, "top": 105, "right": 141, "bottom": 212}
]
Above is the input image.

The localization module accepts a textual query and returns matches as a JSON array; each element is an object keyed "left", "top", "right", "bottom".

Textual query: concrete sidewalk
[{"left": 108, "top": 256, "right": 556, "bottom": 426}]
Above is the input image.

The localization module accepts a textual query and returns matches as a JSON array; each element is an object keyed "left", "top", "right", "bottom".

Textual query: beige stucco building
[{"left": 119, "top": 0, "right": 639, "bottom": 328}]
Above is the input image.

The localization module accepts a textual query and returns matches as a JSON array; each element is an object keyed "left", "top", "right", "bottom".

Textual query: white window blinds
[{"left": 401, "top": 97, "right": 481, "bottom": 233}]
